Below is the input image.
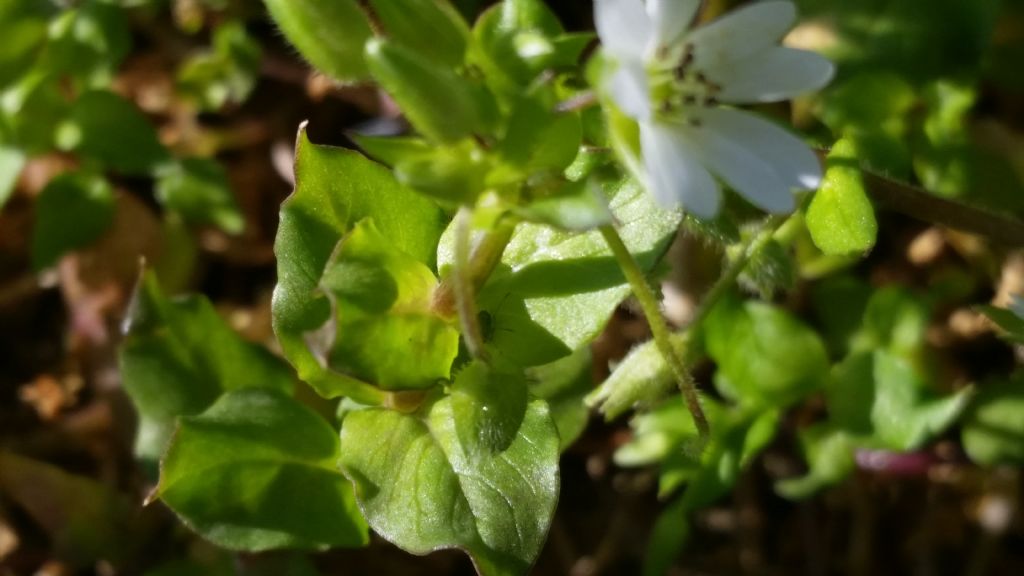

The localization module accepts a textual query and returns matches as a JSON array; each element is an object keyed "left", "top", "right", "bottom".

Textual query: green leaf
[
  {"left": 0, "top": 1, "right": 56, "bottom": 86},
  {"left": 962, "top": 377, "right": 1024, "bottom": 466},
  {"left": 0, "top": 452, "right": 145, "bottom": 567},
  {"left": 365, "top": 38, "right": 493, "bottom": 143},
  {"left": 452, "top": 361, "right": 529, "bottom": 454},
  {"left": 177, "top": 22, "right": 261, "bottom": 111},
  {"left": 320, "top": 219, "right": 459, "bottom": 390},
  {"left": 775, "top": 425, "right": 856, "bottom": 500},
  {"left": 158, "top": 389, "right": 369, "bottom": 551},
  {"left": 515, "top": 180, "right": 613, "bottom": 232},
  {"left": 806, "top": 138, "right": 877, "bottom": 256},
  {"left": 585, "top": 333, "right": 683, "bottom": 420},
  {"left": 44, "top": 0, "right": 131, "bottom": 86},
  {"left": 499, "top": 99, "right": 582, "bottom": 175},
  {"left": 525, "top": 346, "right": 593, "bottom": 451},
  {"left": 393, "top": 139, "right": 491, "bottom": 204},
  {"left": 704, "top": 295, "right": 829, "bottom": 409},
  {"left": 31, "top": 171, "right": 114, "bottom": 270},
  {"left": 810, "top": 275, "right": 872, "bottom": 355},
  {"left": 828, "top": 350, "right": 969, "bottom": 451},
  {"left": 273, "top": 126, "right": 446, "bottom": 401},
  {"left": 368, "top": 0, "right": 470, "bottom": 67},
  {"left": 470, "top": 0, "right": 569, "bottom": 93},
  {"left": 60, "top": 90, "right": 170, "bottom": 175},
  {"left": 155, "top": 158, "right": 244, "bottom": 234},
  {"left": 854, "top": 285, "right": 930, "bottom": 361},
  {"left": 262, "top": 0, "right": 372, "bottom": 84},
  {"left": 0, "top": 146, "right": 25, "bottom": 209},
  {"left": 440, "top": 178, "right": 680, "bottom": 368},
  {"left": 120, "top": 271, "right": 294, "bottom": 464},
  {"left": 339, "top": 396, "right": 559, "bottom": 576}
]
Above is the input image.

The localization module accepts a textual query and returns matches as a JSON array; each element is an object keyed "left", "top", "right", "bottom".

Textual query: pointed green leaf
[
  {"left": 273, "top": 127, "right": 446, "bottom": 401},
  {"left": 369, "top": 0, "right": 469, "bottom": 67},
  {"left": 806, "top": 138, "right": 877, "bottom": 256},
  {"left": 339, "top": 397, "right": 559, "bottom": 576},
  {"left": 158, "top": 389, "right": 368, "bottom": 551},
  {"left": 31, "top": 171, "right": 114, "bottom": 270},
  {"left": 365, "top": 38, "right": 492, "bottom": 143},
  {"left": 320, "top": 219, "right": 459, "bottom": 390},
  {"left": 263, "top": 0, "right": 372, "bottom": 83},
  {"left": 120, "top": 271, "right": 294, "bottom": 464}
]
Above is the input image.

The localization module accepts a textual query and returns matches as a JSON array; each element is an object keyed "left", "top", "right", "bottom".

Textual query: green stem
[
  {"left": 600, "top": 224, "right": 710, "bottom": 442},
  {"left": 432, "top": 218, "right": 516, "bottom": 319},
  {"left": 453, "top": 207, "right": 488, "bottom": 362},
  {"left": 687, "top": 214, "right": 792, "bottom": 331}
]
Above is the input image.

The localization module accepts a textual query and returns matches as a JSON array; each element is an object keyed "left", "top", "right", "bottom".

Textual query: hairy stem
[
  {"left": 600, "top": 224, "right": 710, "bottom": 442},
  {"left": 453, "top": 207, "right": 488, "bottom": 361},
  {"left": 687, "top": 214, "right": 793, "bottom": 331}
]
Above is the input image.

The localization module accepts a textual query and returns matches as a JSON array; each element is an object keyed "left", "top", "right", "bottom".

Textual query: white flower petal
[
  {"left": 640, "top": 121, "right": 721, "bottom": 218},
  {"left": 689, "top": 114, "right": 795, "bottom": 213},
  {"left": 700, "top": 107, "right": 822, "bottom": 190},
  {"left": 688, "top": 1, "right": 796, "bottom": 66},
  {"left": 647, "top": 0, "right": 701, "bottom": 47},
  {"left": 717, "top": 47, "right": 834, "bottom": 103},
  {"left": 595, "top": 0, "right": 653, "bottom": 61},
  {"left": 606, "top": 60, "right": 652, "bottom": 119}
]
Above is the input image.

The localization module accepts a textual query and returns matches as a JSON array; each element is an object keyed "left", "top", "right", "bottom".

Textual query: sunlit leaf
[
  {"left": 273, "top": 126, "right": 446, "bottom": 401},
  {"left": 339, "top": 396, "right": 559, "bottom": 576}
]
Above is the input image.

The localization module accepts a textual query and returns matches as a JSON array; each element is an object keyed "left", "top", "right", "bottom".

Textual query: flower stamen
[{"left": 648, "top": 42, "right": 721, "bottom": 127}]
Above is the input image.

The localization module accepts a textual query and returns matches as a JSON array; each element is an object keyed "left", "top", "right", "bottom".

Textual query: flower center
[{"left": 648, "top": 42, "right": 722, "bottom": 127}]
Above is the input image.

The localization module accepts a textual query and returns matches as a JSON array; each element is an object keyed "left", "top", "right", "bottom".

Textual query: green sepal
[
  {"left": 365, "top": 37, "right": 495, "bottom": 143},
  {"left": 262, "top": 0, "right": 373, "bottom": 84},
  {"left": 368, "top": 0, "right": 470, "bottom": 67}
]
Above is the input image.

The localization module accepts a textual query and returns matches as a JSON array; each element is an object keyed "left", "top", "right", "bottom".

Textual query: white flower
[{"left": 595, "top": 0, "right": 834, "bottom": 218}]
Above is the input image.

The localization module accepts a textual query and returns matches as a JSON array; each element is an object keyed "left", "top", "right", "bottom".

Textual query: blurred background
[{"left": 2, "top": 0, "right": 1024, "bottom": 575}]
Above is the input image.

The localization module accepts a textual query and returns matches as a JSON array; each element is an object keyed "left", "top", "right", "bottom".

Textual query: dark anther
[{"left": 683, "top": 94, "right": 697, "bottom": 105}]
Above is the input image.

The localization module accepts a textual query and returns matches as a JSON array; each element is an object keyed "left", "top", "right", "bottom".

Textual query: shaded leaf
[
  {"left": 157, "top": 389, "right": 369, "bottom": 551},
  {"left": 31, "top": 171, "right": 114, "bottom": 269},
  {"left": 155, "top": 158, "right": 244, "bottom": 234},
  {"left": 263, "top": 0, "right": 372, "bottom": 83},
  {"left": 120, "top": 271, "right": 294, "bottom": 464}
]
